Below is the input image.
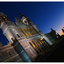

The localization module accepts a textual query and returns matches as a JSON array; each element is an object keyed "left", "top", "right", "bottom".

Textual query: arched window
[
  {"left": 17, "top": 34, "right": 20, "bottom": 38},
  {"left": 1, "top": 16, "right": 8, "bottom": 21},
  {"left": 11, "top": 38, "right": 14, "bottom": 41}
]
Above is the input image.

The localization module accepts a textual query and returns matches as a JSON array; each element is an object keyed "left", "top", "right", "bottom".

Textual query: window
[
  {"left": 27, "top": 28, "right": 32, "bottom": 36},
  {"left": 30, "top": 28, "right": 34, "bottom": 35},
  {"left": 38, "top": 39, "right": 47, "bottom": 48},
  {"left": 32, "top": 40, "right": 39, "bottom": 49},
  {"left": 24, "top": 20, "right": 27, "bottom": 24},
  {"left": 32, "top": 40, "right": 41, "bottom": 52},
  {"left": 24, "top": 28, "right": 29, "bottom": 36},
  {"left": 32, "top": 28, "right": 37, "bottom": 34},
  {"left": 35, "top": 39, "right": 41, "bottom": 46},
  {"left": 5, "top": 18, "right": 7, "bottom": 21},
  {"left": 30, "top": 28, "right": 37, "bottom": 35},
  {"left": 17, "top": 34, "right": 20, "bottom": 38},
  {"left": 22, "top": 28, "right": 29, "bottom": 37},
  {"left": 35, "top": 39, "right": 44, "bottom": 50},
  {"left": 29, "top": 41, "right": 39, "bottom": 54},
  {"left": 18, "top": 29, "right": 26, "bottom": 37},
  {"left": 7, "top": 51, "right": 11, "bottom": 56},
  {"left": 3, "top": 16, "right": 5, "bottom": 18},
  {"left": 29, "top": 41, "right": 35, "bottom": 49},
  {"left": 41, "top": 39, "right": 48, "bottom": 48},
  {"left": 11, "top": 38, "right": 14, "bottom": 41},
  {"left": 3, "top": 16, "right": 7, "bottom": 20},
  {"left": 18, "top": 28, "right": 37, "bottom": 37},
  {"left": 37, "top": 39, "right": 47, "bottom": 50},
  {"left": 1, "top": 16, "right": 8, "bottom": 21},
  {"left": 43, "top": 38, "right": 49, "bottom": 47},
  {"left": 38, "top": 39, "right": 42, "bottom": 45}
]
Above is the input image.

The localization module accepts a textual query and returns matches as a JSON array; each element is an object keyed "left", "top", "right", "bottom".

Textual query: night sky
[{"left": 0, "top": 2, "right": 64, "bottom": 45}]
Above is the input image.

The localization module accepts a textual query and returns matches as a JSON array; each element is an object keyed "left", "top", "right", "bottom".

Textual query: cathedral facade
[{"left": 0, "top": 12, "right": 52, "bottom": 62}]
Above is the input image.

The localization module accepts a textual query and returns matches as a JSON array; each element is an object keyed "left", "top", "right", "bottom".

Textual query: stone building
[
  {"left": 0, "top": 44, "right": 22, "bottom": 62},
  {"left": 0, "top": 12, "right": 52, "bottom": 62},
  {"left": 45, "top": 28, "right": 60, "bottom": 44}
]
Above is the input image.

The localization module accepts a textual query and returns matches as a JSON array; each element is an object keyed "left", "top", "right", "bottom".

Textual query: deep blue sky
[{"left": 0, "top": 2, "right": 64, "bottom": 45}]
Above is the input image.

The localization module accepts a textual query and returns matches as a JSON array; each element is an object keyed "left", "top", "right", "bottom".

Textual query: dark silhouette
[{"left": 62, "top": 27, "right": 64, "bottom": 33}]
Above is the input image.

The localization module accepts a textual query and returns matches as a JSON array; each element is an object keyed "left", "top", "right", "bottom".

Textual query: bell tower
[{"left": 0, "top": 12, "right": 15, "bottom": 44}]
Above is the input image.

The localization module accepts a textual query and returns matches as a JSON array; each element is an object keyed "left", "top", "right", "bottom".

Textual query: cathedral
[{"left": 0, "top": 12, "right": 52, "bottom": 62}]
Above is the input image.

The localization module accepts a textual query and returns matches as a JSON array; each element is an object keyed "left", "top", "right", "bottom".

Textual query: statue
[{"left": 62, "top": 27, "right": 64, "bottom": 33}]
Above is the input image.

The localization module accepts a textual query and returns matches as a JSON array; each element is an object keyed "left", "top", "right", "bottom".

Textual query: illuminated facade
[{"left": 0, "top": 12, "right": 52, "bottom": 62}]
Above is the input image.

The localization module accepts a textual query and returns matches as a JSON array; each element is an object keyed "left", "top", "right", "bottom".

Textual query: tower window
[
  {"left": 24, "top": 20, "right": 28, "bottom": 24},
  {"left": 5, "top": 18, "right": 7, "bottom": 21},
  {"left": 1, "top": 16, "right": 8, "bottom": 21},
  {"left": 11, "top": 38, "right": 14, "bottom": 41},
  {"left": 3, "top": 16, "right": 5, "bottom": 18},
  {"left": 17, "top": 34, "right": 20, "bottom": 38}
]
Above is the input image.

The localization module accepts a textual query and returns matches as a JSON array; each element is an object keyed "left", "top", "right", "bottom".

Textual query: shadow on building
[{"left": 45, "top": 28, "right": 61, "bottom": 45}]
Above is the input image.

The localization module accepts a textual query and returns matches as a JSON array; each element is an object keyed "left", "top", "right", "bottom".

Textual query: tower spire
[{"left": 17, "top": 10, "right": 23, "bottom": 18}]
